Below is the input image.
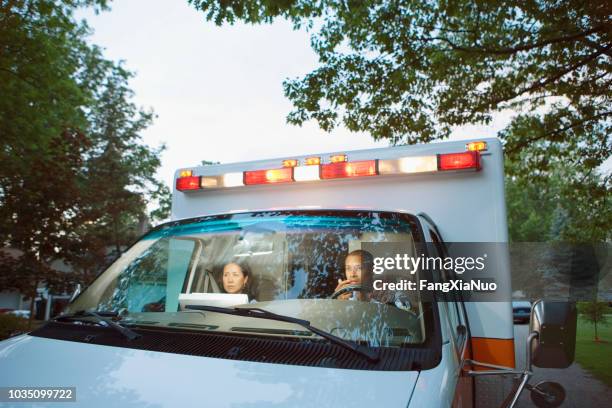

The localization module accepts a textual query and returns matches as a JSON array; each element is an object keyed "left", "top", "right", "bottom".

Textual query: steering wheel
[{"left": 330, "top": 284, "right": 365, "bottom": 300}]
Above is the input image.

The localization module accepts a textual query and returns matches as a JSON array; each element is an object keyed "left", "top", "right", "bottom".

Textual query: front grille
[{"left": 30, "top": 322, "right": 440, "bottom": 371}]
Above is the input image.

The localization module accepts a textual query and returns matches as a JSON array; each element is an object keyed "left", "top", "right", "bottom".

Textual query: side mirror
[{"left": 530, "top": 300, "right": 577, "bottom": 368}]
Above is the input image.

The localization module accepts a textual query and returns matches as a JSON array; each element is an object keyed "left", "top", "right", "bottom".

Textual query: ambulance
[{"left": 0, "top": 138, "right": 575, "bottom": 407}]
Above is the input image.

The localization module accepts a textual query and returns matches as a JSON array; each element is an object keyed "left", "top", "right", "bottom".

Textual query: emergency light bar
[{"left": 176, "top": 149, "right": 482, "bottom": 192}]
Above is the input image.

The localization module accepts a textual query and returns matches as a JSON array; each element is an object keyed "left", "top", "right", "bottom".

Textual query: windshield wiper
[
  {"left": 185, "top": 305, "right": 379, "bottom": 363},
  {"left": 54, "top": 310, "right": 141, "bottom": 341}
]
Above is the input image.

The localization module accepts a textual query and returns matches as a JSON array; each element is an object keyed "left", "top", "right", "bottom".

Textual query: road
[{"left": 513, "top": 323, "right": 611, "bottom": 408}]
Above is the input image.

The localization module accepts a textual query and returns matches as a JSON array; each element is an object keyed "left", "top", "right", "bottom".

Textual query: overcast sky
[{"left": 79, "top": 0, "right": 514, "bottom": 188}]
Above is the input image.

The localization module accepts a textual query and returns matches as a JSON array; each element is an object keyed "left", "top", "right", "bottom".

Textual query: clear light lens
[
  {"left": 200, "top": 176, "right": 220, "bottom": 188},
  {"left": 223, "top": 172, "right": 244, "bottom": 187},
  {"left": 294, "top": 165, "right": 320, "bottom": 181},
  {"left": 379, "top": 156, "right": 438, "bottom": 174}
]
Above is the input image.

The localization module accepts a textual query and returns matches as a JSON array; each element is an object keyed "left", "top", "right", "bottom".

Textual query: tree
[
  {"left": 0, "top": 130, "right": 94, "bottom": 324},
  {"left": 580, "top": 301, "right": 609, "bottom": 342},
  {"left": 189, "top": 1, "right": 610, "bottom": 165},
  {"left": 82, "top": 62, "right": 166, "bottom": 254},
  {"left": 189, "top": 0, "right": 611, "bottom": 241},
  {"left": 0, "top": 0, "right": 108, "bottom": 168},
  {"left": 64, "top": 62, "right": 170, "bottom": 282},
  {"left": 0, "top": 1, "right": 169, "bottom": 318},
  {"left": 506, "top": 160, "right": 611, "bottom": 242}
]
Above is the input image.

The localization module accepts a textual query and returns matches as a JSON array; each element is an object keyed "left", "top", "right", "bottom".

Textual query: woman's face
[{"left": 223, "top": 263, "right": 248, "bottom": 294}]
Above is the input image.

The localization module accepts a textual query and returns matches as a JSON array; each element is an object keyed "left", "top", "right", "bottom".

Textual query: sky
[{"left": 78, "top": 0, "right": 514, "bottom": 188}]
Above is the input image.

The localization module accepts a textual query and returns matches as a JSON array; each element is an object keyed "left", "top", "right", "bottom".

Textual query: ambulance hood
[{"left": 0, "top": 334, "right": 419, "bottom": 408}]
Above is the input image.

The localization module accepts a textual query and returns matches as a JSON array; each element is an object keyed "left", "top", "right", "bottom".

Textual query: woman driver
[
  {"left": 334, "top": 249, "right": 414, "bottom": 309},
  {"left": 334, "top": 250, "right": 373, "bottom": 300}
]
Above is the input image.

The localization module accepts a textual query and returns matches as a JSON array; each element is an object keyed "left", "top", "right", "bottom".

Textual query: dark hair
[
  {"left": 223, "top": 261, "right": 252, "bottom": 295},
  {"left": 225, "top": 261, "right": 250, "bottom": 278},
  {"left": 346, "top": 249, "right": 373, "bottom": 266}
]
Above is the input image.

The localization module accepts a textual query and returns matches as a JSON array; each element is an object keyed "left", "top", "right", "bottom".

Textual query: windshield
[{"left": 68, "top": 210, "right": 429, "bottom": 347}]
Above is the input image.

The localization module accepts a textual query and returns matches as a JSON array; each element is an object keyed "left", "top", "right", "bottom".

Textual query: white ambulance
[{"left": 0, "top": 138, "right": 576, "bottom": 407}]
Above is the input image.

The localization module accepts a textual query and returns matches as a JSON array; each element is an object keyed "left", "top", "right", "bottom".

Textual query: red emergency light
[
  {"left": 244, "top": 167, "right": 294, "bottom": 185},
  {"left": 176, "top": 176, "right": 201, "bottom": 191},
  {"left": 320, "top": 160, "right": 378, "bottom": 179},
  {"left": 438, "top": 151, "right": 481, "bottom": 171}
]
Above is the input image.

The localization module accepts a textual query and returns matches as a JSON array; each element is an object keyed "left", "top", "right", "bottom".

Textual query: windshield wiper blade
[
  {"left": 54, "top": 310, "right": 141, "bottom": 341},
  {"left": 185, "top": 305, "right": 379, "bottom": 363}
]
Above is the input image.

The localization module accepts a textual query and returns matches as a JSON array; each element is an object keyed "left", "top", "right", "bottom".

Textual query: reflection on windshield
[{"left": 68, "top": 211, "right": 426, "bottom": 347}]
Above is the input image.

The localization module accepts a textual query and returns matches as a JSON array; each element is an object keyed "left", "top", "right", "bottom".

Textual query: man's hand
[{"left": 334, "top": 278, "right": 358, "bottom": 300}]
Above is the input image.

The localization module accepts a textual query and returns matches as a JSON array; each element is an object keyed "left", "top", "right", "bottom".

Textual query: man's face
[{"left": 345, "top": 254, "right": 363, "bottom": 283}]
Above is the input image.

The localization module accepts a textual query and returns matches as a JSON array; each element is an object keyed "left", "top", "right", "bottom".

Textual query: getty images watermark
[
  {"left": 359, "top": 242, "right": 507, "bottom": 301},
  {"left": 361, "top": 242, "right": 609, "bottom": 302},
  {"left": 371, "top": 252, "right": 495, "bottom": 293}
]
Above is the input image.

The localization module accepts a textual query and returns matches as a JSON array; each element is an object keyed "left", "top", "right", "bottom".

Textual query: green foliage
[
  {"left": 72, "top": 62, "right": 167, "bottom": 263},
  {"left": 0, "top": 130, "right": 93, "bottom": 296},
  {"left": 189, "top": 0, "right": 611, "bottom": 242},
  {"left": 0, "top": 313, "right": 30, "bottom": 340},
  {"left": 580, "top": 301, "right": 609, "bottom": 325},
  {"left": 149, "top": 184, "right": 172, "bottom": 223},
  {"left": 575, "top": 315, "right": 612, "bottom": 386},
  {"left": 189, "top": 1, "right": 610, "bottom": 166},
  {"left": 0, "top": 1, "right": 169, "bottom": 295},
  {"left": 579, "top": 300, "right": 609, "bottom": 341},
  {"left": 506, "top": 175, "right": 555, "bottom": 242},
  {"left": 505, "top": 161, "right": 611, "bottom": 242}
]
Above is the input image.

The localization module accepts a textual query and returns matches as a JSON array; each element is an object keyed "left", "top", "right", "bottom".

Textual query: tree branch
[
  {"left": 506, "top": 110, "right": 612, "bottom": 154},
  {"left": 580, "top": 38, "right": 612, "bottom": 56},
  {"left": 0, "top": 66, "right": 39, "bottom": 89},
  {"left": 434, "top": 25, "right": 606, "bottom": 55},
  {"left": 488, "top": 43, "right": 612, "bottom": 107}
]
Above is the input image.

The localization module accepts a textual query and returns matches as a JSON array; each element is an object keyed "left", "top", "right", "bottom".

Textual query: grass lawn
[{"left": 575, "top": 315, "right": 612, "bottom": 386}]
